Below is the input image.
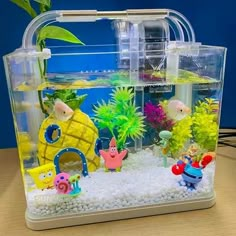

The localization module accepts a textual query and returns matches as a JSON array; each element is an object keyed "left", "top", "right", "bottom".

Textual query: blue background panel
[{"left": 0, "top": 0, "right": 235, "bottom": 148}]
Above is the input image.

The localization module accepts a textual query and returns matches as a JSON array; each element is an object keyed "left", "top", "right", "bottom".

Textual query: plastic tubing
[
  {"left": 22, "top": 11, "right": 61, "bottom": 49},
  {"left": 169, "top": 9, "right": 196, "bottom": 42},
  {"left": 22, "top": 9, "right": 195, "bottom": 49}
]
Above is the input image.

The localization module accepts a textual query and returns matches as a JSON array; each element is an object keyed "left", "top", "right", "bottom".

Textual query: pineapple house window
[
  {"left": 95, "top": 138, "right": 102, "bottom": 156},
  {"left": 45, "top": 124, "right": 61, "bottom": 144}
]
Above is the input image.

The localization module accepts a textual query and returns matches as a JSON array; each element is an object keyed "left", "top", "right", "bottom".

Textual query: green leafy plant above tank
[
  {"left": 10, "top": 0, "right": 84, "bottom": 50},
  {"left": 11, "top": 0, "right": 85, "bottom": 115},
  {"left": 93, "top": 87, "right": 146, "bottom": 151}
]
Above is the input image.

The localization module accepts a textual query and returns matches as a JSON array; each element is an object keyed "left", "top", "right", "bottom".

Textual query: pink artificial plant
[{"left": 144, "top": 102, "right": 174, "bottom": 132}]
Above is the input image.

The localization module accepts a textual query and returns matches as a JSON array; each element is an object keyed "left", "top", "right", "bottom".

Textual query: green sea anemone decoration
[
  {"left": 93, "top": 87, "right": 146, "bottom": 150},
  {"left": 192, "top": 98, "right": 218, "bottom": 151},
  {"left": 169, "top": 116, "right": 193, "bottom": 158}
]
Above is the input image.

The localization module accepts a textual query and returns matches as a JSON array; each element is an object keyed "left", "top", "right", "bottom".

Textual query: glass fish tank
[{"left": 3, "top": 9, "right": 227, "bottom": 230}]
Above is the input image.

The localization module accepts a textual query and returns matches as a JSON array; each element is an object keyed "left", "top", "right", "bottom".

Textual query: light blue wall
[{"left": 0, "top": 0, "right": 234, "bottom": 148}]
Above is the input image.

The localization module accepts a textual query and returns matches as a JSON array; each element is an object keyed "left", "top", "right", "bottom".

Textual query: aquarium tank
[{"left": 3, "top": 9, "right": 227, "bottom": 230}]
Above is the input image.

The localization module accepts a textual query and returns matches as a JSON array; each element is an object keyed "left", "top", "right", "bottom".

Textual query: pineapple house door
[{"left": 54, "top": 148, "right": 89, "bottom": 177}]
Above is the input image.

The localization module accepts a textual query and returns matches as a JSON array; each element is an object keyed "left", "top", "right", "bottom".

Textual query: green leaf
[
  {"left": 116, "top": 115, "right": 129, "bottom": 121},
  {"left": 66, "top": 95, "right": 88, "bottom": 110},
  {"left": 111, "top": 87, "right": 134, "bottom": 103},
  {"left": 11, "top": 0, "right": 37, "bottom": 18},
  {"left": 38, "top": 26, "right": 84, "bottom": 45},
  {"left": 76, "top": 94, "right": 87, "bottom": 106},
  {"left": 33, "top": 0, "right": 51, "bottom": 13},
  {"left": 44, "top": 90, "right": 87, "bottom": 111},
  {"left": 43, "top": 100, "right": 53, "bottom": 109},
  {"left": 66, "top": 92, "right": 77, "bottom": 100},
  {"left": 45, "top": 93, "right": 54, "bottom": 100},
  {"left": 33, "top": 0, "right": 51, "bottom": 7}
]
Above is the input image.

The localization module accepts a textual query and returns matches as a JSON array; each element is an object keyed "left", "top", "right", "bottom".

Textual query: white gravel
[{"left": 26, "top": 148, "right": 215, "bottom": 217}]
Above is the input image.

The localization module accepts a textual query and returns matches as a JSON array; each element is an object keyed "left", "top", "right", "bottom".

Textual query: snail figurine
[
  {"left": 54, "top": 172, "right": 81, "bottom": 196},
  {"left": 54, "top": 172, "right": 72, "bottom": 194}
]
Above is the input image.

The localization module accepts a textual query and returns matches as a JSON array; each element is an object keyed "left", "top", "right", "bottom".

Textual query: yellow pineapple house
[{"left": 38, "top": 109, "right": 101, "bottom": 176}]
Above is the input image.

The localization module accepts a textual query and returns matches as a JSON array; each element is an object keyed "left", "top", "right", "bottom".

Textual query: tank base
[{"left": 26, "top": 193, "right": 216, "bottom": 230}]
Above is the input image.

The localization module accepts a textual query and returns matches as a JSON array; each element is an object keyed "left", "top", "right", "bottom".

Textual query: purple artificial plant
[{"left": 144, "top": 102, "right": 174, "bottom": 132}]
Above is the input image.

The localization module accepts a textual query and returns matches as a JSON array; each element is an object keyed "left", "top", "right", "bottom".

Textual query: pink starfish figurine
[{"left": 99, "top": 137, "right": 127, "bottom": 172}]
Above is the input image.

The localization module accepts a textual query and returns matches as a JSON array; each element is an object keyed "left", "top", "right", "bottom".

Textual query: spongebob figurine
[{"left": 27, "top": 163, "right": 56, "bottom": 190}]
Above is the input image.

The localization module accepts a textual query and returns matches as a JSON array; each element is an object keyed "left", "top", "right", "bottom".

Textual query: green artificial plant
[
  {"left": 168, "top": 116, "right": 193, "bottom": 158},
  {"left": 192, "top": 98, "right": 218, "bottom": 151},
  {"left": 150, "top": 97, "right": 219, "bottom": 158},
  {"left": 93, "top": 87, "right": 146, "bottom": 151}
]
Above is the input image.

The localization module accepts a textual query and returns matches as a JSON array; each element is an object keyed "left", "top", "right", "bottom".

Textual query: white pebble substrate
[{"left": 27, "top": 148, "right": 215, "bottom": 217}]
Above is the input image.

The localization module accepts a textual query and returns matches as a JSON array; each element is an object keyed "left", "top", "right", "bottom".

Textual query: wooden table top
[{"left": 0, "top": 145, "right": 236, "bottom": 236}]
